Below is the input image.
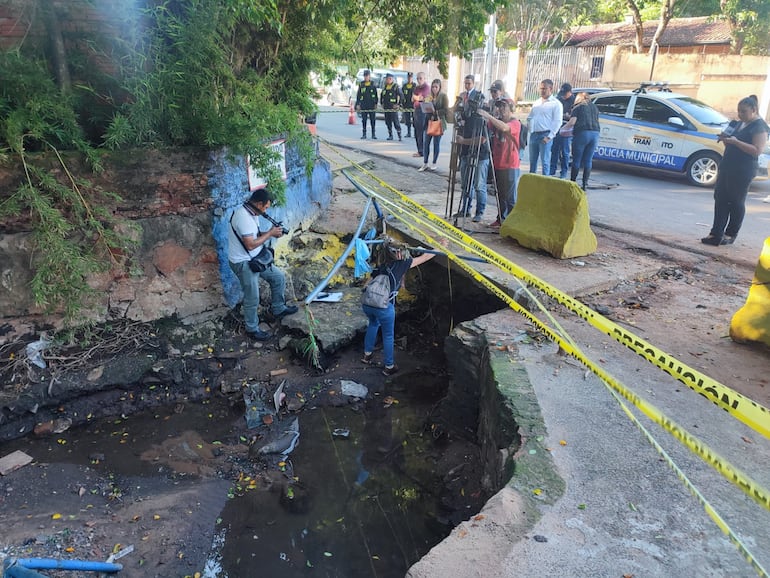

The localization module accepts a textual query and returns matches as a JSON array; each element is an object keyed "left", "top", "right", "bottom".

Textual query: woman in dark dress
[{"left": 702, "top": 95, "right": 769, "bottom": 246}]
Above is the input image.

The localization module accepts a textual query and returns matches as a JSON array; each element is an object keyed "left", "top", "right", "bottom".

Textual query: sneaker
[
  {"left": 428, "top": 164, "right": 437, "bottom": 171},
  {"left": 472, "top": 215, "right": 482, "bottom": 223},
  {"left": 700, "top": 235, "right": 721, "bottom": 246},
  {"left": 720, "top": 235, "right": 736, "bottom": 245},
  {"left": 275, "top": 304, "right": 298, "bottom": 319},
  {"left": 382, "top": 364, "right": 399, "bottom": 377},
  {"left": 489, "top": 219, "right": 501, "bottom": 228},
  {"left": 361, "top": 352, "right": 374, "bottom": 365},
  {"left": 361, "top": 135, "right": 367, "bottom": 140},
  {"left": 417, "top": 164, "right": 428, "bottom": 172},
  {"left": 386, "top": 135, "right": 394, "bottom": 141},
  {"left": 246, "top": 329, "right": 272, "bottom": 341},
  {"left": 371, "top": 135, "right": 378, "bottom": 140}
]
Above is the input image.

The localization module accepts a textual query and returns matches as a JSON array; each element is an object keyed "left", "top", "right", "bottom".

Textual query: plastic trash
[
  {"left": 354, "top": 238, "right": 372, "bottom": 278},
  {"left": 340, "top": 379, "right": 368, "bottom": 398},
  {"left": 332, "top": 428, "right": 350, "bottom": 439},
  {"left": 26, "top": 337, "right": 51, "bottom": 369},
  {"left": 257, "top": 417, "right": 300, "bottom": 457},
  {"left": 243, "top": 384, "right": 273, "bottom": 429}
]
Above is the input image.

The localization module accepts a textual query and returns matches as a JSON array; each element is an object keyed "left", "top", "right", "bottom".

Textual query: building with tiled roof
[{"left": 566, "top": 16, "right": 731, "bottom": 54}]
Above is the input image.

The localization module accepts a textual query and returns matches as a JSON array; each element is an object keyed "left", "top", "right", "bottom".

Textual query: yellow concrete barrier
[
  {"left": 730, "top": 237, "right": 770, "bottom": 347},
  {"left": 499, "top": 174, "right": 597, "bottom": 259}
]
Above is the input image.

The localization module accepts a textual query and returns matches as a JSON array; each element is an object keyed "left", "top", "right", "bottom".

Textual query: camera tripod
[{"left": 445, "top": 112, "right": 499, "bottom": 230}]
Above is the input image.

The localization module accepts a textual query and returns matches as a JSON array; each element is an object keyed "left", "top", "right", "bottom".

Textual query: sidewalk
[{"left": 316, "top": 127, "right": 770, "bottom": 577}]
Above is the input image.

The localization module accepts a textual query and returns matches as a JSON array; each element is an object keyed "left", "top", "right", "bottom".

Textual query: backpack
[
  {"left": 361, "top": 272, "right": 395, "bottom": 309},
  {"left": 518, "top": 120, "right": 528, "bottom": 151}
]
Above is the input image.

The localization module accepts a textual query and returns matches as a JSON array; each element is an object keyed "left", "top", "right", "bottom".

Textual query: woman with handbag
[{"left": 418, "top": 79, "right": 449, "bottom": 172}]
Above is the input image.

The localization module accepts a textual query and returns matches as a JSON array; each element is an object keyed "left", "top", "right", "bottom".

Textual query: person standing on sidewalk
[
  {"left": 228, "top": 189, "right": 298, "bottom": 341},
  {"left": 550, "top": 83, "right": 575, "bottom": 178},
  {"left": 564, "top": 91, "right": 601, "bottom": 190},
  {"left": 401, "top": 72, "right": 415, "bottom": 138},
  {"left": 381, "top": 72, "right": 403, "bottom": 141},
  {"left": 355, "top": 69, "right": 379, "bottom": 140},
  {"left": 527, "top": 79, "right": 562, "bottom": 175},
  {"left": 479, "top": 98, "right": 521, "bottom": 226},
  {"left": 702, "top": 94, "right": 769, "bottom": 246},
  {"left": 418, "top": 79, "right": 449, "bottom": 172},
  {"left": 411, "top": 72, "right": 431, "bottom": 158}
]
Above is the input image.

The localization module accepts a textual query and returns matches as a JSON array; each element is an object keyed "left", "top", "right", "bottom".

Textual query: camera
[
  {"left": 465, "top": 91, "right": 485, "bottom": 117},
  {"left": 261, "top": 211, "right": 289, "bottom": 235}
]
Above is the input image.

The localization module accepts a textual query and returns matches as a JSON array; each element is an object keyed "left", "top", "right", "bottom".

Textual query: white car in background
[{"left": 591, "top": 83, "right": 729, "bottom": 187}]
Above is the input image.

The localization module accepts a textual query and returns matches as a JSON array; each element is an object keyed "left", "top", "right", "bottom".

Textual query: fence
[{"left": 522, "top": 46, "right": 607, "bottom": 100}]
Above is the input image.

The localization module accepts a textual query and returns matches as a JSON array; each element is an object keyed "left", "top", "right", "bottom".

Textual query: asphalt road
[{"left": 314, "top": 103, "right": 770, "bottom": 266}]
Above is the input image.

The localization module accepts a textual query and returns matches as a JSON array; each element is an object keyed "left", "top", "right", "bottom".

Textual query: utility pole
[{"left": 483, "top": 13, "right": 497, "bottom": 92}]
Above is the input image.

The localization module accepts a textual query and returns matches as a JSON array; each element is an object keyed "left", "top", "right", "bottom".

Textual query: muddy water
[
  {"left": 216, "top": 390, "right": 450, "bottom": 577},
  {"left": 3, "top": 363, "right": 479, "bottom": 578}
]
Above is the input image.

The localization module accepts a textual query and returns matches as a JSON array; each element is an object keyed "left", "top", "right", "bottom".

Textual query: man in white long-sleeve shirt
[{"left": 527, "top": 79, "right": 563, "bottom": 175}]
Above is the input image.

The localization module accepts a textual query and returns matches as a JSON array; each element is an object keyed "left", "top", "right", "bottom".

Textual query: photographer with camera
[
  {"left": 453, "top": 87, "right": 490, "bottom": 222},
  {"left": 228, "top": 188, "right": 298, "bottom": 341}
]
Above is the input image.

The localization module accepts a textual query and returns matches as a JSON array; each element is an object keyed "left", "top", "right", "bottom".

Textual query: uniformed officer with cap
[
  {"left": 380, "top": 72, "right": 403, "bottom": 141},
  {"left": 355, "top": 69, "right": 379, "bottom": 139},
  {"left": 401, "top": 72, "right": 415, "bottom": 137}
]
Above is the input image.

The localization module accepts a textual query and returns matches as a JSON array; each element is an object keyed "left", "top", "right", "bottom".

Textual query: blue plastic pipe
[{"left": 10, "top": 559, "right": 122, "bottom": 573}]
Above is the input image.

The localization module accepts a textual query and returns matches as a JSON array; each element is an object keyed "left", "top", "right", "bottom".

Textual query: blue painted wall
[{"left": 208, "top": 146, "right": 332, "bottom": 307}]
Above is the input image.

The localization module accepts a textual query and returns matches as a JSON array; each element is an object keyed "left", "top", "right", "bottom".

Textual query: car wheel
[{"left": 686, "top": 151, "right": 720, "bottom": 187}]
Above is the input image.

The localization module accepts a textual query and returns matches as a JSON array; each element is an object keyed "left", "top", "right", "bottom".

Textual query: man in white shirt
[
  {"left": 527, "top": 79, "right": 563, "bottom": 175},
  {"left": 228, "top": 189, "right": 297, "bottom": 340}
]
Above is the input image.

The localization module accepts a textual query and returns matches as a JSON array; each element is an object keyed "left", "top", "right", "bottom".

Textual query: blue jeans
[
  {"left": 459, "top": 155, "right": 490, "bottom": 217},
  {"left": 363, "top": 303, "right": 396, "bottom": 367},
  {"left": 571, "top": 130, "right": 600, "bottom": 171},
  {"left": 423, "top": 132, "right": 442, "bottom": 164},
  {"left": 229, "top": 260, "right": 289, "bottom": 333},
  {"left": 549, "top": 134, "right": 572, "bottom": 178},
  {"left": 529, "top": 131, "right": 553, "bottom": 175},
  {"left": 495, "top": 168, "right": 520, "bottom": 219}
]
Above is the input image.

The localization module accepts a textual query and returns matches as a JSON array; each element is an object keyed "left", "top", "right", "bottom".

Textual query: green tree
[{"left": 720, "top": 0, "right": 770, "bottom": 54}]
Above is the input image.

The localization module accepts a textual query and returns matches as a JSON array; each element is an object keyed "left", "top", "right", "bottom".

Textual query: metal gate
[{"left": 522, "top": 46, "right": 606, "bottom": 100}]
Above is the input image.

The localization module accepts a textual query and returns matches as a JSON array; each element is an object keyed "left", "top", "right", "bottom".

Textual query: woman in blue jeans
[
  {"left": 361, "top": 238, "right": 444, "bottom": 376},
  {"left": 564, "top": 92, "right": 601, "bottom": 190}
]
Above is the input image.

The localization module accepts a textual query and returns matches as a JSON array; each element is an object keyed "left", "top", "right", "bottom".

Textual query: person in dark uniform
[
  {"left": 380, "top": 72, "right": 403, "bottom": 141},
  {"left": 401, "top": 72, "right": 415, "bottom": 138},
  {"left": 355, "top": 69, "right": 379, "bottom": 139}
]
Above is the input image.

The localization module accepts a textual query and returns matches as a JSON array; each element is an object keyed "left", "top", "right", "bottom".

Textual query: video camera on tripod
[{"left": 454, "top": 90, "right": 486, "bottom": 127}]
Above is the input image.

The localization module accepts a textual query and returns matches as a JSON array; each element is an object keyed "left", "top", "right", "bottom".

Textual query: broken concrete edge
[{"left": 407, "top": 317, "right": 565, "bottom": 577}]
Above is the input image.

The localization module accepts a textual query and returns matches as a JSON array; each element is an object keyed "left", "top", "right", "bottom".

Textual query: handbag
[
  {"left": 248, "top": 246, "right": 274, "bottom": 273},
  {"left": 427, "top": 119, "right": 443, "bottom": 137}
]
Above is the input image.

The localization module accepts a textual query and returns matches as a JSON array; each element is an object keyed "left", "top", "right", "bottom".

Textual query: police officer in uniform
[
  {"left": 401, "top": 72, "right": 415, "bottom": 138},
  {"left": 380, "top": 72, "right": 403, "bottom": 141},
  {"left": 355, "top": 69, "right": 379, "bottom": 139}
]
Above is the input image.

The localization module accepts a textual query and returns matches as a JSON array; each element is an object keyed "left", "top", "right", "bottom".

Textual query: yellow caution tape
[
  {"left": 338, "top": 161, "right": 770, "bottom": 442},
  {"left": 341, "top": 167, "right": 770, "bottom": 519},
  {"left": 325, "top": 149, "right": 770, "bottom": 574}
]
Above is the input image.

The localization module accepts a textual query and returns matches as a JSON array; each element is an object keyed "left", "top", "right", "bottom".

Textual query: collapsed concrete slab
[
  {"left": 730, "top": 236, "right": 770, "bottom": 347},
  {"left": 500, "top": 174, "right": 597, "bottom": 259}
]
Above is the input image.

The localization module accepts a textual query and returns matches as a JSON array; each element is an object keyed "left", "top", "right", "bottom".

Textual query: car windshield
[{"left": 669, "top": 97, "right": 728, "bottom": 126}]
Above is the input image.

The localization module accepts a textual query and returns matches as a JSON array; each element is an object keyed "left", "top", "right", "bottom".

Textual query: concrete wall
[
  {"left": 0, "top": 145, "right": 332, "bottom": 341},
  {"left": 601, "top": 47, "right": 769, "bottom": 117}
]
